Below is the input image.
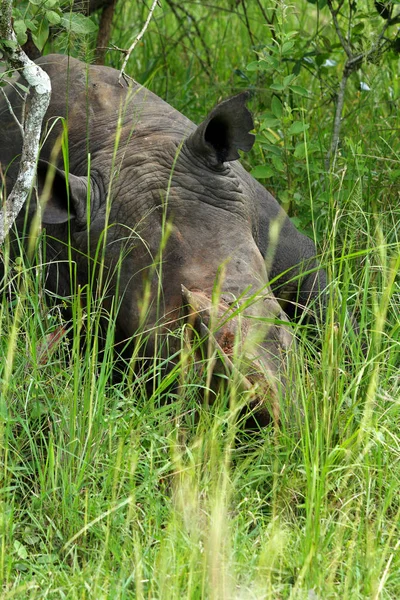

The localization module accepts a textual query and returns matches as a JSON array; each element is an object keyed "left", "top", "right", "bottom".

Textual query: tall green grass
[
  {"left": 1, "top": 155, "right": 399, "bottom": 599},
  {"left": 1, "top": 1, "right": 399, "bottom": 598}
]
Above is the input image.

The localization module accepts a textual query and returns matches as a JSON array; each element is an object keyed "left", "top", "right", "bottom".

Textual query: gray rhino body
[{"left": 0, "top": 55, "right": 326, "bottom": 423}]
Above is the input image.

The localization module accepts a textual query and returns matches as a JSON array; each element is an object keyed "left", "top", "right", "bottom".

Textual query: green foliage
[
  {"left": 242, "top": 0, "right": 400, "bottom": 234},
  {"left": 246, "top": 9, "right": 318, "bottom": 220},
  {"left": 12, "top": 0, "right": 97, "bottom": 52}
]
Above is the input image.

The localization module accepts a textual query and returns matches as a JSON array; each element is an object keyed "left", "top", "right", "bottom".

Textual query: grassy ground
[{"left": 1, "top": 1, "right": 399, "bottom": 598}]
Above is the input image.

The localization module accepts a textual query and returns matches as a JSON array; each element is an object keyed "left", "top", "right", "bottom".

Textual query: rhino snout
[{"left": 181, "top": 285, "right": 293, "bottom": 426}]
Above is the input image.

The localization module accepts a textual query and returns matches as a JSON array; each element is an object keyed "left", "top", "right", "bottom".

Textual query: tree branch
[
  {"left": 118, "top": 0, "right": 160, "bottom": 84},
  {"left": 0, "top": 87, "right": 24, "bottom": 136},
  {"left": 325, "top": 69, "right": 349, "bottom": 169},
  {"left": 325, "top": 2, "right": 397, "bottom": 168},
  {"left": 0, "top": 0, "right": 51, "bottom": 244},
  {"left": 326, "top": 0, "right": 352, "bottom": 58}
]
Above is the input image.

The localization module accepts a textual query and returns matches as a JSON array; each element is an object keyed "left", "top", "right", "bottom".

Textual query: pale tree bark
[{"left": 0, "top": 0, "right": 51, "bottom": 244}]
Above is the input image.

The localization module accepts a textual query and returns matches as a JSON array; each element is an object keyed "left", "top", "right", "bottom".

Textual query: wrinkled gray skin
[{"left": 0, "top": 55, "right": 326, "bottom": 423}]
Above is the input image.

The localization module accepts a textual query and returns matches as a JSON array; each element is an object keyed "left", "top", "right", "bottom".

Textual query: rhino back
[
  {"left": 43, "top": 56, "right": 196, "bottom": 173},
  {"left": 0, "top": 54, "right": 195, "bottom": 182}
]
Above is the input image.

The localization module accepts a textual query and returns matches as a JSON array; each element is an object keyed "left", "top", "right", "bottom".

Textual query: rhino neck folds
[{"left": 169, "top": 152, "right": 249, "bottom": 216}]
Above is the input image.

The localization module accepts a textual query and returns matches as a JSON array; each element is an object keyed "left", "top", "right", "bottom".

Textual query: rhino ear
[
  {"left": 187, "top": 92, "right": 255, "bottom": 164},
  {"left": 36, "top": 160, "right": 88, "bottom": 225}
]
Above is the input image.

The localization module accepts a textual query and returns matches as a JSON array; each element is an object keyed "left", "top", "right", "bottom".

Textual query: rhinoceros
[{"left": 0, "top": 54, "right": 326, "bottom": 425}]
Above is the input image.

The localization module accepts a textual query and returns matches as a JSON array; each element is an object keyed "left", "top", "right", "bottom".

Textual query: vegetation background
[{"left": 0, "top": 0, "right": 399, "bottom": 598}]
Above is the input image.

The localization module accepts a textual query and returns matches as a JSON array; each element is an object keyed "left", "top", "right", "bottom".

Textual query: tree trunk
[
  {"left": 0, "top": 0, "right": 51, "bottom": 243},
  {"left": 95, "top": 0, "right": 118, "bottom": 64}
]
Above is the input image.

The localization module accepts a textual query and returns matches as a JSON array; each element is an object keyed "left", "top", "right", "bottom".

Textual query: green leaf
[
  {"left": 255, "top": 133, "right": 266, "bottom": 144},
  {"left": 352, "top": 22, "right": 365, "bottom": 34},
  {"left": 288, "top": 121, "right": 309, "bottom": 135},
  {"left": 315, "top": 53, "right": 328, "bottom": 67},
  {"left": 270, "top": 59, "right": 281, "bottom": 71},
  {"left": 290, "top": 216, "right": 302, "bottom": 230},
  {"left": 14, "top": 540, "right": 28, "bottom": 560},
  {"left": 259, "top": 143, "right": 282, "bottom": 157},
  {"left": 12, "top": 6, "right": 23, "bottom": 18},
  {"left": 247, "top": 61, "right": 259, "bottom": 71},
  {"left": 25, "top": 19, "right": 37, "bottom": 33},
  {"left": 294, "top": 142, "right": 307, "bottom": 158},
  {"left": 271, "top": 96, "right": 283, "bottom": 118},
  {"left": 23, "top": 533, "right": 41, "bottom": 546},
  {"left": 262, "top": 54, "right": 280, "bottom": 69},
  {"left": 260, "top": 117, "right": 280, "bottom": 129},
  {"left": 1, "top": 40, "right": 18, "bottom": 50},
  {"left": 259, "top": 111, "right": 275, "bottom": 120},
  {"left": 261, "top": 130, "right": 280, "bottom": 144},
  {"left": 250, "top": 165, "right": 275, "bottom": 179},
  {"left": 289, "top": 85, "right": 310, "bottom": 97},
  {"left": 292, "top": 60, "right": 302, "bottom": 76},
  {"left": 13, "top": 19, "right": 28, "bottom": 46},
  {"left": 32, "top": 19, "right": 50, "bottom": 52},
  {"left": 270, "top": 83, "right": 285, "bottom": 91},
  {"left": 247, "top": 60, "right": 271, "bottom": 72},
  {"left": 283, "top": 74, "right": 296, "bottom": 87},
  {"left": 37, "top": 553, "right": 58, "bottom": 564},
  {"left": 60, "top": 13, "right": 98, "bottom": 35},
  {"left": 15, "top": 81, "right": 30, "bottom": 94},
  {"left": 281, "top": 40, "right": 295, "bottom": 54},
  {"left": 271, "top": 156, "right": 285, "bottom": 172},
  {"left": 46, "top": 10, "right": 61, "bottom": 25}
]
